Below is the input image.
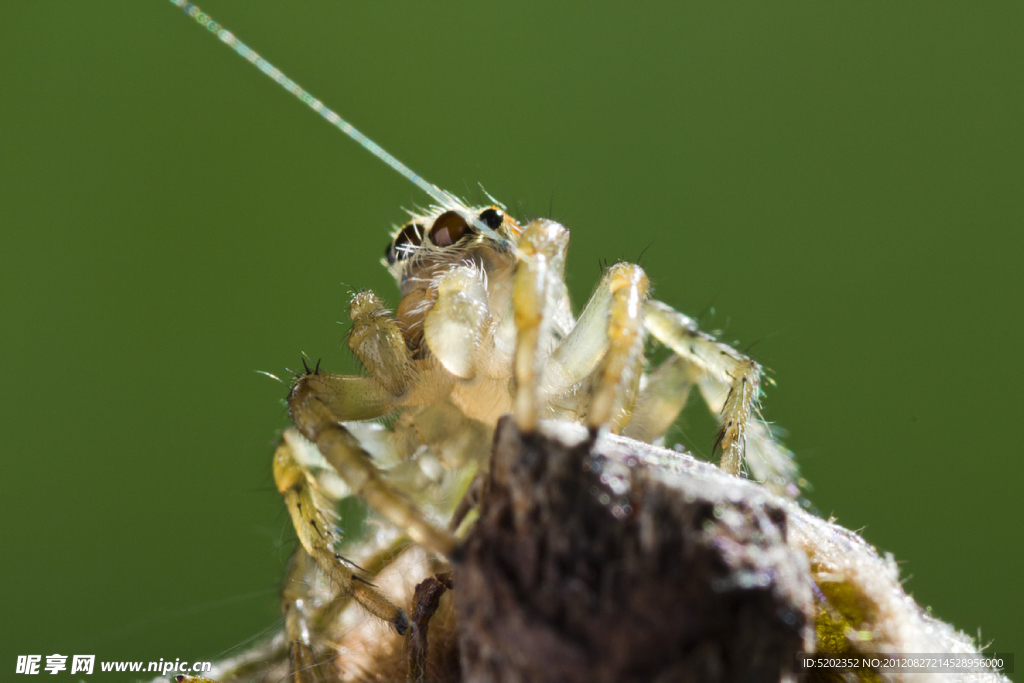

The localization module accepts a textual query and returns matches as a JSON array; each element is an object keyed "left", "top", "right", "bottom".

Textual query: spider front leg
[
  {"left": 512, "top": 219, "right": 571, "bottom": 431},
  {"left": 643, "top": 300, "right": 796, "bottom": 487},
  {"left": 347, "top": 290, "right": 414, "bottom": 396}
]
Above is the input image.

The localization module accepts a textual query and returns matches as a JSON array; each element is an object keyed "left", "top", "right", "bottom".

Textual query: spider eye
[
  {"left": 478, "top": 208, "right": 504, "bottom": 231},
  {"left": 385, "top": 223, "right": 424, "bottom": 264},
  {"left": 429, "top": 211, "right": 470, "bottom": 247}
]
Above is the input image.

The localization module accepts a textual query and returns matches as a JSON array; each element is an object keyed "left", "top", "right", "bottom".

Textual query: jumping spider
[
  {"left": 166, "top": 3, "right": 798, "bottom": 680},
  {"left": 268, "top": 199, "right": 798, "bottom": 679}
]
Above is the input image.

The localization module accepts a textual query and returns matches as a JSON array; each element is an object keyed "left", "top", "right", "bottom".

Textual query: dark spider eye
[
  {"left": 478, "top": 208, "right": 504, "bottom": 231},
  {"left": 385, "top": 223, "right": 424, "bottom": 264},
  {"left": 429, "top": 211, "right": 470, "bottom": 247}
]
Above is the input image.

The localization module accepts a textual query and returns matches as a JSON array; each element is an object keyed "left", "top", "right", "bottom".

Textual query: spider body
[
  {"left": 263, "top": 198, "right": 799, "bottom": 681},
  {"left": 162, "top": 5, "right": 797, "bottom": 680}
]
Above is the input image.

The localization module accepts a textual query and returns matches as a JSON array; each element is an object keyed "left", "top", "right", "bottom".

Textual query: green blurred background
[{"left": 1, "top": 2, "right": 1020, "bottom": 679}]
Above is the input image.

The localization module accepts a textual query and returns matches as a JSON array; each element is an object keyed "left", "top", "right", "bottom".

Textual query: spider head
[
  {"left": 383, "top": 205, "right": 521, "bottom": 288},
  {"left": 381, "top": 205, "right": 522, "bottom": 355}
]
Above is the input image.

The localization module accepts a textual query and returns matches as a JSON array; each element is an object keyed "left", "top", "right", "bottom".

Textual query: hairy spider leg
[
  {"left": 273, "top": 432, "right": 410, "bottom": 633},
  {"left": 643, "top": 300, "right": 796, "bottom": 486}
]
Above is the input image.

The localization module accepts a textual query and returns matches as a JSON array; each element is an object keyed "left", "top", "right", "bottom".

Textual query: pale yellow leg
[
  {"left": 312, "top": 535, "right": 413, "bottom": 637},
  {"left": 287, "top": 370, "right": 395, "bottom": 423},
  {"left": 540, "top": 262, "right": 650, "bottom": 432},
  {"left": 347, "top": 290, "right": 414, "bottom": 397},
  {"left": 643, "top": 299, "right": 795, "bottom": 486},
  {"left": 587, "top": 263, "right": 650, "bottom": 430},
  {"left": 288, "top": 375, "right": 457, "bottom": 557},
  {"left": 273, "top": 431, "right": 410, "bottom": 634},
  {"left": 695, "top": 373, "right": 798, "bottom": 492},
  {"left": 512, "top": 219, "right": 570, "bottom": 431},
  {"left": 622, "top": 355, "right": 697, "bottom": 443},
  {"left": 545, "top": 270, "right": 618, "bottom": 391}
]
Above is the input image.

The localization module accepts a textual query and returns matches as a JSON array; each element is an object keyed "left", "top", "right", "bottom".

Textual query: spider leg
[
  {"left": 311, "top": 535, "right": 414, "bottom": 638},
  {"left": 512, "top": 219, "right": 571, "bottom": 431},
  {"left": 542, "top": 262, "right": 651, "bottom": 432},
  {"left": 286, "top": 369, "right": 395, "bottom": 422},
  {"left": 347, "top": 291, "right": 414, "bottom": 397},
  {"left": 585, "top": 263, "right": 650, "bottom": 430},
  {"left": 621, "top": 355, "right": 697, "bottom": 443},
  {"left": 273, "top": 430, "right": 409, "bottom": 634},
  {"left": 211, "top": 537, "right": 416, "bottom": 681},
  {"left": 288, "top": 374, "right": 457, "bottom": 557},
  {"left": 643, "top": 299, "right": 796, "bottom": 487},
  {"left": 694, "top": 372, "right": 798, "bottom": 492}
]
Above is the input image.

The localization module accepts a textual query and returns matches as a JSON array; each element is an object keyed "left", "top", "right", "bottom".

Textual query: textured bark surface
[
  {"left": 455, "top": 417, "right": 814, "bottom": 683},
  {"left": 188, "top": 418, "right": 1008, "bottom": 683}
]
